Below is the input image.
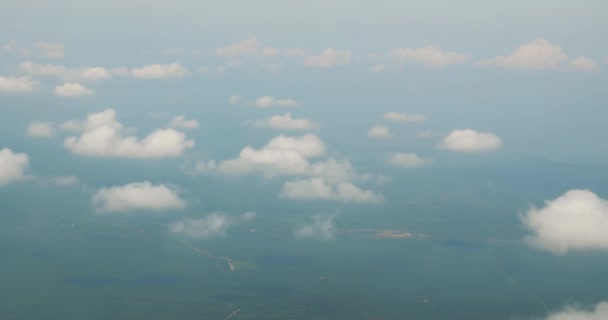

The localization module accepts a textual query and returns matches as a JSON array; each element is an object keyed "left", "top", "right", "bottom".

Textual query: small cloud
[
  {"left": 389, "top": 153, "right": 433, "bottom": 168},
  {"left": 92, "top": 181, "right": 186, "bottom": 213},
  {"left": 34, "top": 41, "right": 65, "bottom": 58},
  {"left": 253, "top": 113, "right": 318, "bottom": 130},
  {"left": 368, "top": 125, "right": 391, "bottom": 138},
  {"left": 26, "top": 121, "right": 55, "bottom": 137},
  {"left": 130, "top": 63, "right": 189, "bottom": 79},
  {"left": 161, "top": 47, "right": 185, "bottom": 55},
  {"left": 216, "top": 37, "right": 262, "bottom": 57},
  {"left": 522, "top": 190, "right": 608, "bottom": 254},
  {"left": 254, "top": 96, "right": 298, "bottom": 108},
  {"left": 53, "top": 82, "right": 94, "bottom": 97},
  {"left": 48, "top": 175, "right": 80, "bottom": 187},
  {"left": 229, "top": 95, "right": 240, "bottom": 105},
  {"left": 390, "top": 46, "right": 467, "bottom": 67},
  {"left": 295, "top": 215, "right": 336, "bottom": 240},
  {"left": 305, "top": 49, "right": 352, "bottom": 68},
  {"left": 19, "top": 61, "right": 113, "bottom": 82},
  {"left": 169, "top": 211, "right": 255, "bottom": 239},
  {"left": 281, "top": 178, "right": 383, "bottom": 204},
  {"left": 540, "top": 300, "right": 608, "bottom": 320},
  {"left": 0, "top": 75, "right": 37, "bottom": 92},
  {"left": 168, "top": 115, "right": 199, "bottom": 129},
  {"left": 370, "top": 64, "right": 386, "bottom": 73},
  {"left": 570, "top": 56, "right": 598, "bottom": 71},
  {"left": 383, "top": 112, "right": 426, "bottom": 122},
  {"left": 477, "top": 38, "right": 567, "bottom": 70},
  {"left": 0, "top": 148, "right": 30, "bottom": 186},
  {"left": 440, "top": 129, "right": 503, "bottom": 152}
]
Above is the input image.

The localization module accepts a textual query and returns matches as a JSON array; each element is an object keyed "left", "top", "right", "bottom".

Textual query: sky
[{"left": 2, "top": 1, "right": 608, "bottom": 319}]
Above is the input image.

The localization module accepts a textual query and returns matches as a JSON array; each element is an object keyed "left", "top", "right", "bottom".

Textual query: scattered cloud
[
  {"left": 229, "top": 95, "right": 240, "bottom": 105},
  {"left": 253, "top": 113, "right": 318, "bottom": 130},
  {"left": 53, "top": 82, "right": 94, "bottom": 97},
  {"left": 390, "top": 46, "right": 467, "bottom": 67},
  {"left": 477, "top": 39, "right": 567, "bottom": 70},
  {"left": 389, "top": 153, "right": 433, "bottom": 168},
  {"left": 92, "top": 181, "right": 186, "bottom": 213},
  {"left": 254, "top": 95, "right": 298, "bottom": 108},
  {"left": 281, "top": 178, "right": 383, "bottom": 203},
  {"left": 571, "top": 56, "right": 598, "bottom": 71},
  {"left": 540, "top": 300, "right": 608, "bottom": 320},
  {"left": 0, "top": 148, "right": 29, "bottom": 186},
  {"left": 370, "top": 64, "right": 386, "bottom": 73},
  {"left": 383, "top": 112, "right": 427, "bottom": 122},
  {"left": 0, "top": 75, "right": 37, "bottom": 92},
  {"left": 26, "top": 121, "right": 55, "bottom": 137},
  {"left": 216, "top": 37, "right": 262, "bottom": 57},
  {"left": 64, "top": 109, "right": 195, "bottom": 158},
  {"left": 130, "top": 63, "right": 189, "bottom": 79},
  {"left": 522, "top": 189, "right": 608, "bottom": 254},
  {"left": 305, "top": 49, "right": 352, "bottom": 68},
  {"left": 169, "top": 212, "right": 255, "bottom": 239},
  {"left": 440, "top": 129, "right": 503, "bottom": 152},
  {"left": 295, "top": 215, "right": 336, "bottom": 240},
  {"left": 368, "top": 125, "right": 391, "bottom": 138},
  {"left": 169, "top": 115, "right": 199, "bottom": 129},
  {"left": 19, "top": 61, "right": 113, "bottom": 82},
  {"left": 34, "top": 42, "right": 65, "bottom": 58}
]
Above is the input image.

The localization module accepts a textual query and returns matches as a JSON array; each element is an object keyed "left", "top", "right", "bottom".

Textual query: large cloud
[
  {"left": 477, "top": 39, "right": 567, "bottom": 70},
  {"left": 570, "top": 56, "right": 598, "bottom": 72},
  {"left": 295, "top": 215, "right": 336, "bottom": 240},
  {"left": 522, "top": 189, "right": 608, "bottom": 254},
  {"left": 541, "top": 301, "right": 608, "bottom": 320},
  {"left": 390, "top": 46, "right": 467, "bottom": 67},
  {"left": 305, "top": 49, "right": 351, "bottom": 68},
  {"left": 63, "top": 109, "right": 195, "bottom": 158},
  {"left": 0, "top": 148, "right": 29, "bottom": 186},
  {"left": 169, "top": 212, "right": 255, "bottom": 239},
  {"left": 389, "top": 153, "right": 432, "bottom": 168},
  {"left": 92, "top": 181, "right": 186, "bottom": 213},
  {"left": 440, "top": 129, "right": 503, "bottom": 152},
  {"left": 0, "top": 75, "right": 37, "bottom": 92},
  {"left": 253, "top": 113, "right": 317, "bottom": 130},
  {"left": 53, "top": 82, "right": 94, "bottom": 97}
]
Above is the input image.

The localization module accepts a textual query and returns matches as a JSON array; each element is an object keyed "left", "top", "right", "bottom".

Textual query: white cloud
[
  {"left": 19, "top": 61, "right": 113, "bottom": 82},
  {"left": 92, "top": 181, "right": 186, "bottom": 213},
  {"left": 26, "top": 121, "right": 55, "bottom": 137},
  {"left": 571, "top": 56, "right": 598, "bottom": 71},
  {"left": 305, "top": 49, "right": 352, "bottom": 68},
  {"left": 390, "top": 46, "right": 467, "bottom": 67},
  {"left": 281, "top": 178, "right": 383, "bottom": 203},
  {"left": 477, "top": 39, "right": 567, "bottom": 70},
  {"left": 161, "top": 47, "right": 185, "bottom": 55},
  {"left": 53, "top": 82, "right": 94, "bottom": 97},
  {"left": 370, "top": 64, "right": 386, "bottom": 73},
  {"left": 440, "top": 129, "right": 503, "bottom": 152},
  {"left": 254, "top": 95, "right": 298, "bottom": 108},
  {"left": 169, "top": 115, "right": 199, "bottom": 129},
  {"left": 169, "top": 212, "right": 254, "bottom": 239},
  {"left": 0, "top": 75, "right": 37, "bottom": 92},
  {"left": 216, "top": 37, "right": 262, "bottom": 57},
  {"left": 383, "top": 112, "right": 427, "bottom": 122},
  {"left": 130, "top": 63, "right": 189, "bottom": 79},
  {"left": 48, "top": 175, "right": 79, "bottom": 186},
  {"left": 253, "top": 113, "right": 318, "bottom": 130},
  {"left": 64, "top": 109, "right": 195, "bottom": 158},
  {"left": 34, "top": 42, "right": 65, "bottom": 58},
  {"left": 229, "top": 95, "right": 240, "bottom": 104},
  {"left": 295, "top": 215, "right": 336, "bottom": 240},
  {"left": 368, "top": 125, "right": 391, "bottom": 138},
  {"left": 522, "top": 189, "right": 608, "bottom": 254},
  {"left": 389, "top": 153, "right": 433, "bottom": 168},
  {"left": 541, "top": 301, "right": 608, "bottom": 320},
  {"left": 0, "top": 148, "right": 29, "bottom": 186}
]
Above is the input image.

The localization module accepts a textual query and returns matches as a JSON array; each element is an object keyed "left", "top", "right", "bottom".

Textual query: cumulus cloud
[
  {"left": 440, "top": 129, "right": 503, "bottom": 152},
  {"left": 92, "top": 181, "right": 186, "bottom": 213},
  {"left": 305, "top": 49, "right": 352, "bottom": 68},
  {"left": 477, "top": 39, "right": 567, "bottom": 70},
  {"left": 254, "top": 96, "right": 298, "bottom": 108},
  {"left": 35, "top": 42, "right": 65, "bottom": 58},
  {"left": 169, "top": 212, "right": 255, "bottom": 239},
  {"left": 130, "top": 63, "right": 189, "bottom": 79},
  {"left": 390, "top": 46, "right": 467, "bottom": 67},
  {"left": 26, "top": 121, "right": 55, "bottom": 137},
  {"left": 168, "top": 115, "right": 199, "bottom": 129},
  {"left": 253, "top": 113, "right": 318, "bottom": 130},
  {"left": 522, "top": 189, "right": 608, "bottom": 254},
  {"left": 281, "top": 178, "right": 383, "bottom": 203},
  {"left": 389, "top": 153, "right": 432, "bottom": 168},
  {"left": 0, "top": 75, "right": 37, "bottom": 92},
  {"left": 570, "top": 56, "right": 598, "bottom": 71},
  {"left": 63, "top": 109, "right": 195, "bottom": 158},
  {"left": 19, "top": 61, "right": 113, "bottom": 82},
  {"left": 540, "top": 301, "right": 608, "bottom": 320},
  {"left": 383, "top": 112, "right": 427, "bottom": 122},
  {"left": 53, "top": 82, "right": 94, "bottom": 97},
  {"left": 295, "top": 215, "right": 336, "bottom": 240},
  {"left": 0, "top": 148, "right": 29, "bottom": 186},
  {"left": 368, "top": 125, "right": 391, "bottom": 138}
]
